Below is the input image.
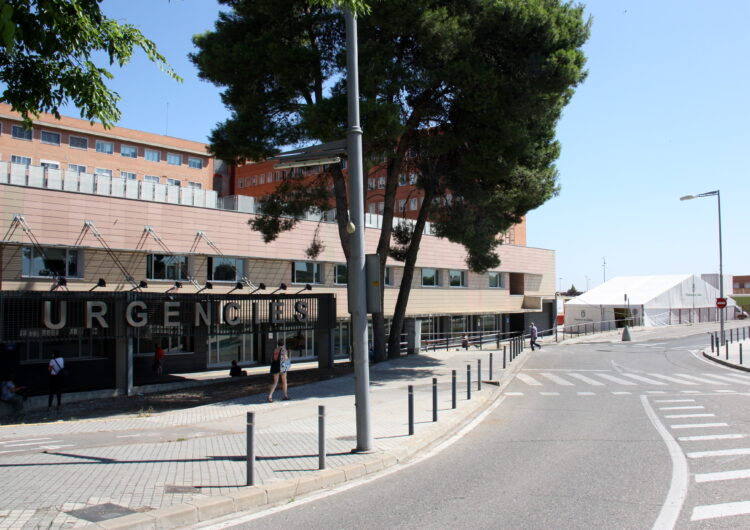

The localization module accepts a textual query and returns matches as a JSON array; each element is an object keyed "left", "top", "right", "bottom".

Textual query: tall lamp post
[{"left": 680, "top": 190, "right": 724, "bottom": 345}]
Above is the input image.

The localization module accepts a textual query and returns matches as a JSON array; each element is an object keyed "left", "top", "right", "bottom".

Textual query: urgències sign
[{"left": 0, "top": 292, "right": 336, "bottom": 341}]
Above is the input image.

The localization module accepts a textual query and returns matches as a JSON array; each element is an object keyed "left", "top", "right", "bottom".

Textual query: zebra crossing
[
  {"left": 509, "top": 370, "right": 750, "bottom": 389},
  {"left": 647, "top": 396, "right": 750, "bottom": 524},
  {"left": 0, "top": 437, "right": 75, "bottom": 454}
]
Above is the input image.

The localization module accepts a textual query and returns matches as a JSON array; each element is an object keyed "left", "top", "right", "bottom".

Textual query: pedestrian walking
[
  {"left": 48, "top": 350, "right": 64, "bottom": 411},
  {"left": 461, "top": 334, "right": 469, "bottom": 350},
  {"left": 530, "top": 322, "right": 542, "bottom": 351},
  {"left": 268, "top": 339, "right": 290, "bottom": 402},
  {"left": 153, "top": 344, "right": 165, "bottom": 376}
]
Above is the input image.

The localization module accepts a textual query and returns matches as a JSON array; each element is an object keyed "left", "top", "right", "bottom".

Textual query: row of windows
[
  {"left": 734, "top": 282, "right": 750, "bottom": 289},
  {"left": 236, "top": 161, "right": 351, "bottom": 188},
  {"left": 7, "top": 124, "right": 204, "bottom": 168},
  {"left": 366, "top": 197, "right": 423, "bottom": 214},
  {"left": 20, "top": 248, "right": 506, "bottom": 289},
  {"left": 7, "top": 155, "right": 203, "bottom": 188},
  {"left": 366, "top": 173, "right": 417, "bottom": 190}
]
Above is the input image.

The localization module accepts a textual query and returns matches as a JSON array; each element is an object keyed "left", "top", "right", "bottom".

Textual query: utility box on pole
[{"left": 365, "top": 253, "right": 382, "bottom": 314}]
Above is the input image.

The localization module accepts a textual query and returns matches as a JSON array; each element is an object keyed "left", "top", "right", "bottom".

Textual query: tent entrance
[{"left": 613, "top": 307, "right": 635, "bottom": 328}]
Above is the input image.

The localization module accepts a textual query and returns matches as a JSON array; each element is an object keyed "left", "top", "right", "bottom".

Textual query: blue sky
[{"left": 62, "top": 0, "right": 749, "bottom": 292}]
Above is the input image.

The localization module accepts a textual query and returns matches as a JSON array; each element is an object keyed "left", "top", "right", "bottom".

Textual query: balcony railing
[{"left": 0, "top": 162, "right": 218, "bottom": 209}]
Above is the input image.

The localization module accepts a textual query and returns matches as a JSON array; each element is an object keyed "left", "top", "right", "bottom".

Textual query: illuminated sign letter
[
  {"left": 223, "top": 302, "right": 241, "bottom": 326},
  {"left": 163, "top": 302, "right": 180, "bottom": 327},
  {"left": 195, "top": 302, "right": 211, "bottom": 326},
  {"left": 43, "top": 300, "right": 67, "bottom": 330},
  {"left": 126, "top": 301, "right": 147, "bottom": 327},
  {"left": 294, "top": 301, "right": 308, "bottom": 323},
  {"left": 270, "top": 301, "right": 284, "bottom": 323}
]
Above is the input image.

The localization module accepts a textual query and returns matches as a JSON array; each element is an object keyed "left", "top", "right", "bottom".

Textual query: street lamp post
[
  {"left": 680, "top": 190, "right": 724, "bottom": 345},
  {"left": 344, "top": 8, "right": 373, "bottom": 452}
]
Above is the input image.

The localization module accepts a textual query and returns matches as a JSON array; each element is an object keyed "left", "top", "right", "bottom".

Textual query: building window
[
  {"left": 11, "top": 155, "right": 31, "bottom": 166},
  {"left": 421, "top": 268, "right": 440, "bottom": 287},
  {"left": 188, "top": 156, "right": 202, "bottom": 169},
  {"left": 292, "top": 261, "right": 322, "bottom": 284},
  {"left": 745, "top": 282, "right": 750, "bottom": 289},
  {"left": 334, "top": 264, "right": 348, "bottom": 285},
  {"left": 167, "top": 153, "right": 182, "bottom": 166},
  {"left": 11, "top": 125, "right": 32, "bottom": 140},
  {"left": 368, "top": 178, "right": 375, "bottom": 190},
  {"left": 207, "top": 256, "right": 244, "bottom": 282},
  {"left": 188, "top": 182, "right": 202, "bottom": 189},
  {"left": 22, "top": 247, "right": 80, "bottom": 278},
  {"left": 399, "top": 199, "right": 406, "bottom": 212},
  {"left": 120, "top": 171, "right": 136, "bottom": 180},
  {"left": 144, "top": 175, "right": 160, "bottom": 183},
  {"left": 259, "top": 174, "right": 265, "bottom": 185},
  {"left": 734, "top": 282, "right": 740, "bottom": 289},
  {"left": 449, "top": 270, "right": 467, "bottom": 287},
  {"left": 409, "top": 198, "right": 418, "bottom": 211},
  {"left": 488, "top": 271, "right": 504, "bottom": 288},
  {"left": 251, "top": 176, "right": 256, "bottom": 186},
  {"left": 95, "top": 168, "right": 112, "bottom": 177},
  {"left": 41, "top": 131, "right": 61, "bottom": 145},
  {"left": 341, "top": 159, "right": 347, "bottom": 169},
  {"left": 95, "top": 140, "right": 114, "bottom": 154},
  {"left": 41, "top": 160, "right": 60, "bottom": 170},
  {"left": 385, "top": 266, "right": 394, "bottom": 286},
  {"left": 167, "top": 178, "right": 180, "bottom": 186},
  {"left": 69, "top": 136, "right": 88, "bottom": 149},
  {"left": 146, "top": 254, "right": 188, "bottom": 281},
  {"left": 121, "top": 145, "right": 137, "bottom": 158},
  {"left": 368, "top": 203, "right": 376, "bottom": 214},
  {"left": 145, "top": 149, "right": 160, "bottom": 162},
  {"left": 377, "top": 177, "right": 385, "bottom": 189},
  {"left": 69, "top": 163, "right": 86, "bottom": 173},
  {"left": 398, "top": 173, "right": 408, "bottom": 186},
  {"left": 378, "top": 202, "right": 384, "bottom": 213},
  {"left": 409, "top": 173, "right": 418, "bottom": 185}
]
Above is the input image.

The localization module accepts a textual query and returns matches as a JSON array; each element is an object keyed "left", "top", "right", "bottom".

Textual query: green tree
[
  {"left": 191, "top": 0, "right": 589, "bottom": 359},
  {"left": 0, "top": 0, "right": 180, "bottom": 128}
]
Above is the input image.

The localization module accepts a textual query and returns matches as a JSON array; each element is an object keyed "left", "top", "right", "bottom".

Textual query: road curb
[
  {"left": 84, "top": 350, "right": 530, "bottom": 529},
  {"left": 701, "top": 351, "right": 750, "bottom": 373}
]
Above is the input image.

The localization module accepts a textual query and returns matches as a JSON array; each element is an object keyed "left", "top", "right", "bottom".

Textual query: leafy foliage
[{"left": 0, "top": 0, "right": 180, "bottom": 128}]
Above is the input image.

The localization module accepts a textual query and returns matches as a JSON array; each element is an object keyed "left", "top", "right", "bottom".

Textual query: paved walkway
[{"left": 0, "top": 346, "right": 518, "bottom": 529}]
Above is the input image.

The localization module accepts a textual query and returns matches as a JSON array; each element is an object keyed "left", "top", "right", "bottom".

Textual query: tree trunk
[{"left": 387, "top": 187, "right": 433, "bottom": 358}]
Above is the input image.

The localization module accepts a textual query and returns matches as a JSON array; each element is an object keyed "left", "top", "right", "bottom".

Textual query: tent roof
[{"left": 566, "top": 275, "right": 694, "bottom": 306}]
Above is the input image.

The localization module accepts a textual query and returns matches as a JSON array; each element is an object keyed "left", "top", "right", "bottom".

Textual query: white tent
[{"left": 564, "top": 275, "right": 739, "bottom": 330}]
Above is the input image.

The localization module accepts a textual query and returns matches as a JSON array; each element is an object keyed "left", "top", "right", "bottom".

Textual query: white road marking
[
  {"left": 670, "top": 423, "right": 728, "bottom": 429},
  {"left": 39, "top": 444, "right": 75, "bottom": 450},
  {"left": 116, "top": 434, "right": 142, "bottom": 438},
  {"left": 674, "top": 373, "right": 728, "bottom": 385},
  {"left": 0, "top": 438, "right": 52, "bottom": 445},
  {"left": 659, "top": 406, "right": 705, "bottom": 411},
  {"left": 647, "top": 374, "right": 698, "bottom": 385},
  {"left": 3, "top": 440, "right": 63, "bottom": 447},
  {"left": 576, "top": 392, "right": 595, "bottom": 396},
  {"left": 504, "top": 392, "right": 524, "bottom": 396},
  {"left": 716, "top": 390, "right": 737, "bottom": 393},
  {"left": 655, "top": 399, "right": 696, "bottom": 403},
  {"left": 0, "top": 449, "right": 25, "bottom": 455},
  {"left": 681, "top": 391, "right": 702, "bottom": 394},
  {"left": 516, "top": 374, "right": 542, "bottom": 386},
  {"left": 646, "top": 391, "right": 667, "bottom": 394},
  {"left": 611, "top": 391, "right": 632, "bottom": 395},
  {"left": 695, "top": 468, "right": 750, "bottom": 483},
  {"left": 692, "top": 501, "right": 750, "bottom": 521},
  {"left": 566, "top": 373, "right": 605, "bottom": 386},
  {"left": 622, "top": 374, "right": 667, "bottom": 385},
  {"left": 641, "top": 395, "right": 688, "bottom": 530},
  {"left": 680, "top": 434, "right": 745, "bottom": 442},
  {"left": 539, "top": 373, "right": 574, "bottom": 386},
  {"left": 702, "top": 373, "right": 750, "bottom": 385},
  {"left": 715, "top": 372, "right": 750, "bottom": 382},
  {"left": 598, "top": 374, "right": 638, "bottom": 386},
  {"left": 687, "top": 448, "right": 750, "bottom": 459},
  {"left": 665, "top": 414, "right": 715, "bottom": 419},
  {"left": 540, "top": 392, "right": 560, "bottom": 396}
]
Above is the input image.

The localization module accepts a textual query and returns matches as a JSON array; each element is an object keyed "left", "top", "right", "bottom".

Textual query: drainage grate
[
  {"left": 164, "top": 485, "right": 199, "bottom": 494},
  {"left": 67, "top": 503, "right": 137, "bottom": 523}
]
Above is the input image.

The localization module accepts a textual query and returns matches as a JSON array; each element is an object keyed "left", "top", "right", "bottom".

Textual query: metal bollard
[
  {"left": 489, "top": 352, "right": 494, "bottom": 380},
  {"left": 716, "top": 334, "right": 720, "bottom": 356},
  {"left": 503, "top": 346, "right": 507, "bottom": 369},
  {"left": 477, "top": 359, "right": 482, "bottom": 391},
  {"left": 711, "top": 333, "right": 715, "bottom": 353},
  {"left": 726, "top": 341, "right": 729, "bottom": 360},
  {"left": 246, "top": 412, "right": 255, "bottom": 486},
  {"left": 318, "top": 405, "right": 326, "bottom": 470},
  {"left": 432, "top": 378, "right": 438, "bottom": 422},
  {"left": 467, "top": 364, "right": 471, "bottom": 400},
  {"left": 741, "top": 343, "right": 744, "bottom": 365},
  {"left": 408, "top": 385, "right": 414, "bottom": 435},
  {"left": 452, "top": 370, "right": 457, "bottom": 409}
]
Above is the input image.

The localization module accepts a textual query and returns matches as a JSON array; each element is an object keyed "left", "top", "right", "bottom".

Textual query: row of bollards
[{"left": 710, "top": 327, "right": 749, "bottom": 365}]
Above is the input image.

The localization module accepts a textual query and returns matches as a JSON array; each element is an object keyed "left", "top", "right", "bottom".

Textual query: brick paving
[{"left": 0, "top": 348, "right": 504, "bottom": 529}]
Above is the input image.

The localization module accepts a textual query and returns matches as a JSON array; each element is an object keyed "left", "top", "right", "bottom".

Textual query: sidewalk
[
  {"left": 701, "top": 326, "right": 750, "bottom": 372},
  {"left": 0, "top": 346, "right": 524, "bottom": 530}
]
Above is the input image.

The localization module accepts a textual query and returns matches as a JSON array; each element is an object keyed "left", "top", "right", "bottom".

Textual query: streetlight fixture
[{"left": 680, "top": 190, "right": 724, "bottom": 344}]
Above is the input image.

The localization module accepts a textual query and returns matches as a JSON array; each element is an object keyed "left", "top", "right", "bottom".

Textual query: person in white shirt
[
  {"left": 1, "top": 374, "right": 25, "bottom": 414},
  {"left": 48, "top": 351, "right": 65, "bottom": 411}
]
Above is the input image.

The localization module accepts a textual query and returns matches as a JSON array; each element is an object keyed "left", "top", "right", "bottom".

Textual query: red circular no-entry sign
[{"left": 716, "top": 298, "right": 727, "bottom": 309}]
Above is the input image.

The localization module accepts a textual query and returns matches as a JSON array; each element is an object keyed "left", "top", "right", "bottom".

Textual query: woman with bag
[
  {"left": 48, "top": 350, "right": 64, "bottom": 411},
  {"left": 268, "top": 338, "right": 290, "bottom": 402}
]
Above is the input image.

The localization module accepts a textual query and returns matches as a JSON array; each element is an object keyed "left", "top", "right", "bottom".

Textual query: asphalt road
[{"left": 199, "top": 331, "right": 750, "bottom": 529}]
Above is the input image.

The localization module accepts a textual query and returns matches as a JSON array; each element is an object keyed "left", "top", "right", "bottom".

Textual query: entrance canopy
[{"left": 564, "top": 275, "right": 738, "bottom": 328}]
